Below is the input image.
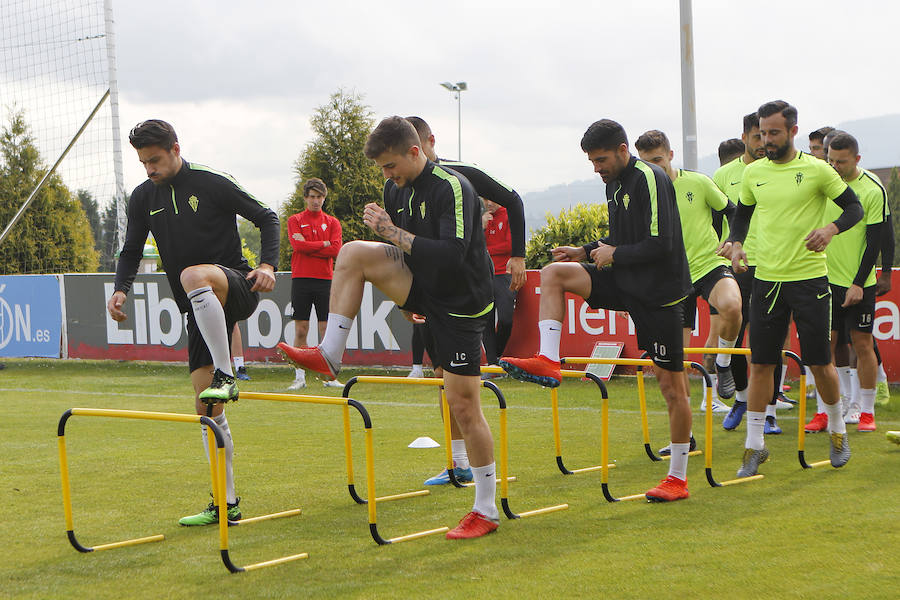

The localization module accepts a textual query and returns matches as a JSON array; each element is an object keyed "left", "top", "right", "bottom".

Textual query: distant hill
[{"left": 524, "top": 114, "right": 900, "bottom": 239}]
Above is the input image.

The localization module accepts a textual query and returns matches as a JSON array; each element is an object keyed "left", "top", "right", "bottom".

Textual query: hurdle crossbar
[{"left": 57, "top": 408, "right": 307, "bottom": 574}]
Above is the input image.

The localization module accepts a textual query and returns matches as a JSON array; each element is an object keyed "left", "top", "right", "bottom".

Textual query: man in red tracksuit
[
  {"left": 286, "top": 178, "right": 342, "bottom": 389},
  {"left": 482, "top": 199, "right": 517, "bottom": 372}
]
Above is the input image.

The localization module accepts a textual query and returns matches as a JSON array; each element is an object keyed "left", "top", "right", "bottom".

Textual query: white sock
[
  {"left": 233, "top": 356, "right": 244, "bottom": 370},
  {"left": 765, "top": 403, "right": 776, "bottom": 418},
  {"left": 471, "top": 463, "right": 499, "bottom": 520},
  {"left": 824, "top": 400, "right": 846, "bottom": 434},
  {"left": 318, "top": 313, "right": 353, "bottom": 367},
  {"left": 837, "top": 367, "right": 852, "bottom": 406},
  {"left": 451, "top": 439, "right": 470, "bottom": 469},
  {"left": 201, "top": 413, "right": 236, "bottom": 505},
  {"left": 735, "top": 388, "right": 748, "bottom": 404},
  {"left": 538, "top": 320, "right": 562, "bottom": 362},
  {"left": 667, "top": 442, "right": 689, "bottom": 480},
  {"left": 806, "top": 366, "right": 816, "bottom": 387},
  {"left": 746, "top": 411, "right": 765, "bottom": 450},
  {"left": 294, "top": 367, "right": 306, "bottom": 381},
  {"left": 849, "top": 368, "right": 860, "bottom": 407},
  {"left": 877, "top": 362, "right": 887, "bottom": 383},
  {"left": 716, "top": 336, "right": 737, "bottom": 368},
  {"left": 860, "top": 388, "right": 876, "bottom": 415},
  {"left": 188, "top": 286, "right": 233, "bottom": 376},
  {"left": 816, "top": 389, "right": 826, "bottom": 414}
]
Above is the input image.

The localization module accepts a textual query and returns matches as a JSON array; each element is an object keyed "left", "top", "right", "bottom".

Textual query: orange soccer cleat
[
  {"left": 645, "top": 475, "right": 690, "bottom": 502},
  {"left": 277, "top": 343, "right": 337, "bottom": 379},
  {"left": 446, "top": 511, "right": 499, "bottom": 540},
  {"left": 498, "top": 354, "right": 562, "bottom": 388}
]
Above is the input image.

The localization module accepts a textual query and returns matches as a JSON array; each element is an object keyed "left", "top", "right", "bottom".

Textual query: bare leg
[{"left": 537, "top": 262, "right": 593, "bottom": 322}]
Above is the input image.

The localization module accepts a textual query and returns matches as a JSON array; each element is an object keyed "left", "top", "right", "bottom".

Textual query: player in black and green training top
[
  {"left": 110, "top": 119, "right": 280, "bottom": 526},
  {"left": 636, "top": 130, "right": 742, "bottom": 426},
  {"left": 719, "top": 100, "right": 863, "bottom": 477},
  {"left": 405, "top": 116, "right": 527, "bottom": 486},
  {"left": 502, "top": 119, "right": 695, "bottom": 503},
  {"left": 278, "top": 116, "right": 500, "bottom": 539}
]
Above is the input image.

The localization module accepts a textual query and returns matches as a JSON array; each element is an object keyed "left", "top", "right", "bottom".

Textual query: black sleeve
[
  {"left": 114, "top": 190, "right": 150, "bottom": 295},
  {"left": 444, "top": 163, "right": 526, "bottom": 258},
  {"left": 712, "top": 200, "right": 736, "bottom": 239},
  {"left": 854, "top": 222, "right": 883, "bottom": 287},
  {"left": 727, "top": 201, "right": 755, "bottom": 244},
  {"left": 582, "top": 240, "right": 600, "bottom": 257},
  {"left": 882, "top": 212, "right": 895, "bottom": 271},
  {"left": 831, "top": 186, "right": 863, "bottom": 233}
]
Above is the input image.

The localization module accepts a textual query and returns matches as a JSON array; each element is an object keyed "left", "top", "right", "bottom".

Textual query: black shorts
[
  {"left": 400, "top": 283, "right": 489, "bottom": 377},
  {"left": 583, "top": 264, "right": 684, "bottom": 372},
  {"left": 734, "top": 265, "right": 756, "bottom": 324},
  {"left": 187, "top": 265, "right": 259, "bottom": 372},
  {"left": 291, "top": 277, "right": 331, "bottom": 321},
  {"left": 831, "top": 283, "right": 876, "bottom": 344},
  {"left": 749, "top": 276, "right": 831, "bottom": 365},
  {"left": 682, "top": 265, "right": 735, "bottom": 329}
]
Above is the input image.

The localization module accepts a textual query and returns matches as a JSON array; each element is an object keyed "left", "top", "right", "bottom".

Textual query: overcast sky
[{"left": 111, "top": 0, "right": 900, "bottom": 210}]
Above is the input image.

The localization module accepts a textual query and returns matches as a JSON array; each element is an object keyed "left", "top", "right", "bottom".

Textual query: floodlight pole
[
  {"left": 679, "top": 0, "right": 698, "bottom": 170},
  {"left": 440, "top": 81, "right": 467, "bottom": 160}
]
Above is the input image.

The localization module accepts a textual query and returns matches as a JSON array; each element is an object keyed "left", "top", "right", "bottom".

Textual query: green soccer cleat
[
  {"left": 198, "top": 369, "right": 238, "bottom": 404},
  {"left": 178, "top": 497, "right": 241, "bottom": 526}
]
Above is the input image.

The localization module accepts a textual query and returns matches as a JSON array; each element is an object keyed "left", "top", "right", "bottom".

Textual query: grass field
[{"left": 2, "top": 358, "right": 899, "bottom": 599}]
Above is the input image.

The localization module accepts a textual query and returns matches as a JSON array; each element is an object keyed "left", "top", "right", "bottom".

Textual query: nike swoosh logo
[
  {"left": 817, "top": 292, "right": 829, "bottom": 299},
  {"left": 485, "top": 472, "right": 494, "bottom": 478},
  {"left": 338, "top": 325, "right": 350, "bottom": 330},
  {"left": 730, "top": 181, "right": 740, "bottom": 186},
  {"left": 548, "top": 328, "right": 560, "bottom": 331},
  {"left": 150, "top": 208, "right": 165, "bottom": 215},
  {"left": 756, "top": 182, "right": 768, "bottom": 187},
  {"left": 449, "top": 361, "right": 468, "bottom": 367}
]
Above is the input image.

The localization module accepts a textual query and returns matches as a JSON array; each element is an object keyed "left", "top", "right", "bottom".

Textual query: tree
[
  {"left": 888, "top": 167, "right": 900, "bottom": 266},
  {"left": 97, "top": 198, "right": 120, "bottom": 272},
  {"left": 525, "top": 202, "right": 609, "bottom": 269},
  {"left": 0, "top": 112, "right": 98, "bottom": 273},
  {"left": 280, "top": 89, "right": 383, "bottom": 268}
]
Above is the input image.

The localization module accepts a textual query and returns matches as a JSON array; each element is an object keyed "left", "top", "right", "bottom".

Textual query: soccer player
[
  {"left": 808, "top": 126, "right": 835, "bottom": 160},
  {"left": 406, "top": 116, "right": 526, "bottom": 486},
  {"left": 278, "top": 116, "right": 500, "bottom": 539},
  {"left": 108, "top": 119, "right": 280, "bottom": 525},
  {"left": 718, "top": 138, "right": 745, "bottom": 167},
  {"left": 635, "top": 130, "right": 742, "bottom": 420},
  {"left": 286, "top": 178, "right": 343, "bottom": 390},
  {"left": 804, "top": 133, "right": 885, "bottom": 432},
  {"left": 501, "top": 119, "right": 694, "bottom": 502},
  {"left": 719, "top": 100, "right": 862, "bottom": 477}
]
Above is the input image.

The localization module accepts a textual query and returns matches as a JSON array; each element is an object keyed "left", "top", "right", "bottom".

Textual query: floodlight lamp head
[
  {"left": 456, "top": 82, "right": 468, "bottom": 90},
  {"left": 440, "top": 82, "right": 455, "bottom": 91}
]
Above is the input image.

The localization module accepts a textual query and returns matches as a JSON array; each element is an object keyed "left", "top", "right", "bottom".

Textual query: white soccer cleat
[
  {"left": 287, "top": 378, "right": 306, "bottom": 390},
  {"left": 843, "top": 403, "right": 861, "bottom": 425},
  {"left": 700, "top": 398, "right": 731, "bottom": 414}
]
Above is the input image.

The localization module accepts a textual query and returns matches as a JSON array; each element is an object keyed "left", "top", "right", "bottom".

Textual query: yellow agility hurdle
[
  {"left": 236, "top": 391, "right": 442, "bottom": 545},
  {"left": 482, "top": 365, "right": 618, "bottom": 477},
  {"left": 57, "top": 408, "right": 307, "bottom": 573},
  {"left": 683, "top": 348, "right": 827, "bottom": 470},
  {"left": 343, "top": 375, "right": 568, "bottom": 522}
]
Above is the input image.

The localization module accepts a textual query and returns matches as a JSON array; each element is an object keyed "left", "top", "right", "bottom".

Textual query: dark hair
[
  {"left": 580, "top": 119, "right": 628, "bottom": 152},
  {"left": 828, "top": 132, "right": 858, "bottom": 155},
  {"left": 823, "top": 128, "right": 847, "bottom": 152},
  {"left": 757, "top": 100, "right": 797, "bottom": 129},
  {"left": 742, "top": 112, "right": 759, "bottom": 135},
  {"left": 129, "top": 119, "right": 178, "bottom": 150},
  {"left": 809, "top": 126, "right": 834, "bottom": 143},
  {"left": 635, "top": 129, "right": 670, "bottom": 153},
  {"left": 718, "top": 138, "right": 745, "bottom": 165},
  {"left": 364, "top": 116, "right": 420, "bottom": 159},
  {"left": 405, "top": 116, "right": 432, "bottom": 141},
  {"left": 303, "top": 177, "right": 327, "bottom": 197}
]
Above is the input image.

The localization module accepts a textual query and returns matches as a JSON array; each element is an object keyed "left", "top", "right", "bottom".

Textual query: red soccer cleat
[
  {"left": 277, "top": 342, "right": 337, "bottom": 379},
  {"left": 858, "top": 412, "right": 876, "bottom": 432},
  {"left": 645, "top": 475, "right": 689, "bottom": 502},
  {"left": 498, "top": 354, "right": 562, "bottom": 388},
  {"left": 805, "top": 412, "right": 828, "bottom": 433},
  {"left": 445, "top": 511, "right": 499, "bottom": 540}
]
